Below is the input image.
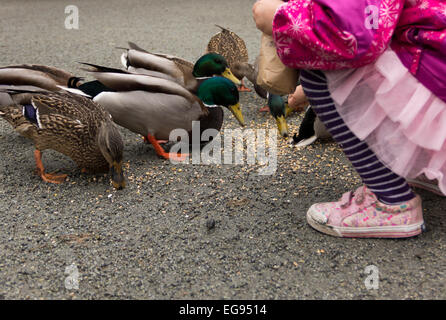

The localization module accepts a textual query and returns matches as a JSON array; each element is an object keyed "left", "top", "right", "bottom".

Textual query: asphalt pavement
[{"left": 0, "top": 0, "right": 444, "bottom": 299}]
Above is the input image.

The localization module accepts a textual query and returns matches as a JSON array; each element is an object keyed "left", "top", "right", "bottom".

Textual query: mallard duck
[
  {"left": 206, "top": 25, "right": 252, "bottom": 92},
  {"left": 119, "top": 42, "right": 241, "bottom": 92},
  {"left": 0, "top": 90, "right": 126, "bottom": 189},
  {"left": 81, "top": 64, "right": 243, "bottom": 160},
  {"left": 292, "top": 106, "right": 331, "bottom": 147}
]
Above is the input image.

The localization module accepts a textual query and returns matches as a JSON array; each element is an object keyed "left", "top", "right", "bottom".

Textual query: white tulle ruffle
[{"left": 325, "top": 49, "right": 446, "bottom": 195}]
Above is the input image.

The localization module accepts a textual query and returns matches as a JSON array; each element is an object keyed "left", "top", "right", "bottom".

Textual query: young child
[{"left": 253, "top": 0, "right": 446, "bottom": 238}]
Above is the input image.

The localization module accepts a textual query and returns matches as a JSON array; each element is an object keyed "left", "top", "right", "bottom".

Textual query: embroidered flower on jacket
[
  {"left": 287, "top": 12, "right": 309, "bottom": 36},
  {"left": 379, "top": 0, "right": 401, "bottom": 28},
  {"left": 418, "top": 0, "right": 430, "bottom": 10}
]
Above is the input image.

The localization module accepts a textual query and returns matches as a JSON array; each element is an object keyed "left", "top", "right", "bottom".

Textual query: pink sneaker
[{"left": 306, "top": 186, "right": 425, "bottom": 238}]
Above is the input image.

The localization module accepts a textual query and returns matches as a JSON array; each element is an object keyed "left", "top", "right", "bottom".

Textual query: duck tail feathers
[
  {"left": 127, "top": 41, "right": 149, "bottom": 53},
  {"left": 75, "top": 80, "right": 113, "bottom": 98},
  {"left": 292, "top": 107, "right": 317, "bottom": 146},
  {"left": 215, "top": 24, "right": 229, "bottom": 32},
  {"left": 78, "top": 62, "right": 128, "bottom": 74}
]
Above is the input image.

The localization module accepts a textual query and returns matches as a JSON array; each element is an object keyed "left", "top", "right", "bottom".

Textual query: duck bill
[
  {"left": 284, "top": 102, "right": 294, "bottom": 118},
  {"left": 110, "top": 161, "right": 126, "bottom": 190},
  {"left": 222, "top": 68, "right": 241, "bottom": 86},
  {"left": 275, "top": 115, "right": 289, "bottom": 138},
  {"left": 228, "top": 102, "right": 245, "bottom": 127}
]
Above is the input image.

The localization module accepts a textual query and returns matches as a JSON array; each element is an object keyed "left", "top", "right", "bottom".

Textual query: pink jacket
[{"left": 272, "top": 0, "right": 446, "bottom": 102}]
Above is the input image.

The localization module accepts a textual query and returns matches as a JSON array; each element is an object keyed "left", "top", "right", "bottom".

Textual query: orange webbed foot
[
  {"left": 238, "top": 80, "right": 252, "bottom": 92},
  {"left": 34, "top": 149, "right": 67, "bottom": 184},
  {"left": 238, "top": 85, "right": 252, "bottom": 92},
  {"left": 258, "top": 105, "right": 270, "bottom": 112},
  {"left": 145, "top": 134, "right": 188, "bottom": 162},
  {"left": 40, "top": 172, "right": 68, "bottom": 184}
]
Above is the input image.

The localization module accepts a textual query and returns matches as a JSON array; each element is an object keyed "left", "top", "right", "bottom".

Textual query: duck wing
[
  {"left": 0, "top": 64, "right": 81, "bottom": 91},
  {"left": 85, "top": 64, "right": 198, "bottom": 104},
  {"left": 96, "top": 90, "right": 205, "bottom": 140},
  {"left": 85, "top": 65, "right": 207, "bottom": 139},
  {"left": 32, "top": 92, "right": 107, "bottom": 127},
  {"left": 0, "top": 91, "right": 102, "bottom": 146},
  {"left": 126, "top": 42, "right": 194, "bottom": 71},
  {"left": 121, "top": 42, "right": 194, "bottom": 86}
]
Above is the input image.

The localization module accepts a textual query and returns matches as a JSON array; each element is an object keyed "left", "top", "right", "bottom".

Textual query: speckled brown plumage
[
  {"left": 206, "top": 25, "right": 249, "bottom": 80},
  {"left": 0, "top": 91, "right": 114, "bottom": 172}
]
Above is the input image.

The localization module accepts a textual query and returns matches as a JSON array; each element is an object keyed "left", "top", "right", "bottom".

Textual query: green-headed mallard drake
[
  {"left": 266, "top": 93, "right": 292, "bottom": 138},
  {"left": 119, "top": 42, "right": 241, "bottom": 92},
  {"left": 0, "top": 90, "right": 126, "bottom": 189},
  {"left": 81, "top": 64, "right": 243, "bottom": 160},
  {"left": 206, "top": 25, "right": 251, "bottom": 92}
]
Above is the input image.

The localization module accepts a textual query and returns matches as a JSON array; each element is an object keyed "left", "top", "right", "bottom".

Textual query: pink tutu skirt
[{"left": 325, "top": 48, "right": 446, "bottom": 195}]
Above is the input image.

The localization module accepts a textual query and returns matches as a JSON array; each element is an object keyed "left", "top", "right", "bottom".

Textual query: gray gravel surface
[{"left": 0, "top": 0, "right": 445, "bottom": 300}]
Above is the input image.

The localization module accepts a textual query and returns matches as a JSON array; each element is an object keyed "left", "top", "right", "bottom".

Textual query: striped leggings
[{"left": 300, "top": 70, "right": 415, "bottom": 204}]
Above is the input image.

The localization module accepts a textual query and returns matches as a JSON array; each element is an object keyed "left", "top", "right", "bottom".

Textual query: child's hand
[
  {"left": 252, "top": 0, "right": 284, "bottom": 36},
  {"left": 288, "top": 85, "right": 309, "bottom": 112}
]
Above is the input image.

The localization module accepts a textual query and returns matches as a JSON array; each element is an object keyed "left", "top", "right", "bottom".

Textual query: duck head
[
  {"left": 197, "top": 76, "right": 245, "bottom": 127},
  {"left": 267, "top": 93, "right": 289, "bottom": 138},
  {"left": 97, "top": 120, "right": 126, "bottom": 190},
  {"left": 231, "top": 62, "right": 255, "bottom": 83},
  {"left": 193, "top": 53, "right": 241, "bottom": 86}
]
